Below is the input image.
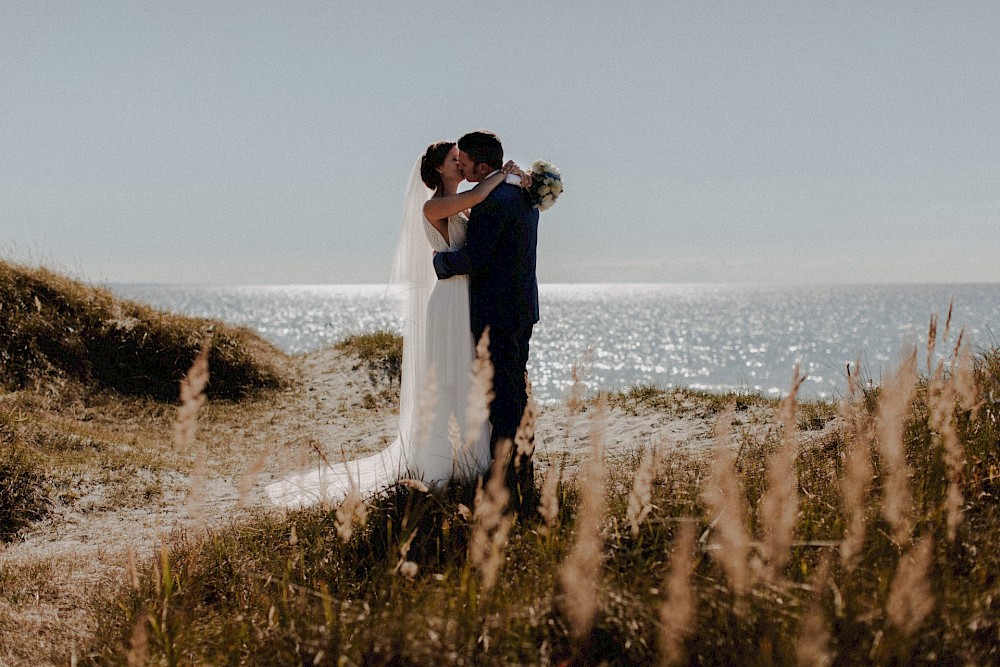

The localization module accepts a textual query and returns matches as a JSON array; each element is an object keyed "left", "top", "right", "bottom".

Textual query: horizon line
[{"left": 105, "top": 280, "right": 1000, "bottom": 288}]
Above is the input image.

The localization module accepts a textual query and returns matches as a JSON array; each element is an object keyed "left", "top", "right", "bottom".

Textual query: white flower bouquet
[{"left": 528, "top": 160, "right": 563, "bottom": 211}]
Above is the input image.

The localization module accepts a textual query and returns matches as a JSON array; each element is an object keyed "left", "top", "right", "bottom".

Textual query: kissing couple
[{"left": 268, "top": 130, "right": 542, "bottom": 516}]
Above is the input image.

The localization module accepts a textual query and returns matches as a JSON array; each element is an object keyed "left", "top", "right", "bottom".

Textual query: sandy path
[{"left": 0, "top": 347, "right": 722, "bottom": 665}]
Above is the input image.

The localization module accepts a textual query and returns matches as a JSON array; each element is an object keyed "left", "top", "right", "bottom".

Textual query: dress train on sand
[{"left": 265, "top": 195, "right": 491, "bottom": 507}]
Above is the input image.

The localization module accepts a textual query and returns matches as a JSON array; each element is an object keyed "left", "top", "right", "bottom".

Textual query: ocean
[{"left": 108, "top": 283, "right": 999, "bottom": 403}]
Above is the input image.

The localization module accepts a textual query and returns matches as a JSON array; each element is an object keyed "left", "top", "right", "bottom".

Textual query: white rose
[{"left": 537, "top": 185, "right": 551, "bottom": 196}]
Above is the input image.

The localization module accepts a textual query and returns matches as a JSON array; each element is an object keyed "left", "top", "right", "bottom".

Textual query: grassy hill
[{"left": 0, "top": 260, "right": 287, "bottom": 401}]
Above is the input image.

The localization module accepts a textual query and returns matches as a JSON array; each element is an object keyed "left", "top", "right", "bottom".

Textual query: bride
[{"left": 266, "top": 141, "right": 525, "bottom": 507}]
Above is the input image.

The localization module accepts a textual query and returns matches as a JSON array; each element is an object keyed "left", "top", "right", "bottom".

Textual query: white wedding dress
[
  {"left": 265, "top": 162, "right": 492, "bottom": 508},
  {"left": 409, "top": 213, "right": 493, "bottom": 480}
]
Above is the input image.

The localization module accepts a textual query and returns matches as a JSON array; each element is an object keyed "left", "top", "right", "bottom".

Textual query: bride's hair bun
[{"left": 420, "top": 140, "right": 455, "bottom": 190}]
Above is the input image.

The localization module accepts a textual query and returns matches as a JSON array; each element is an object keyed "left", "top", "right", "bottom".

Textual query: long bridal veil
[
  {"left": 265, "top": 159, "right": 434, "bottom": 508},
  {"left": 386, "top": 157, "right": 438, "bottom": 467}
]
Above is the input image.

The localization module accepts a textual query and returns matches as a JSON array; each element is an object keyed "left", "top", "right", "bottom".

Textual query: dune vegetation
[
  {"left": 85, "top": 333, "right": 999, "bottom": 664},
  {"left": 0, "top": 260, "right": 287, "bottom": 401},
  {"left": 1, "top": 261, "right": 998, "bottom": 665}
]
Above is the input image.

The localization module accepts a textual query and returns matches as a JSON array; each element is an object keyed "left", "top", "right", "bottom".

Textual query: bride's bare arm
[{"left": 422, "top": 161, "right": 522, "bottom": 222}]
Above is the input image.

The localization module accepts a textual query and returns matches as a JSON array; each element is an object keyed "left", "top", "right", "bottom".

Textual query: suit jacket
[{"left": 433, "top": 182, "right": 539, "bottom": 334}]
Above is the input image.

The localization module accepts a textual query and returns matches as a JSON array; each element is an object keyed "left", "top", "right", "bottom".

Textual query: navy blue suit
[{"left": 433, "top": 181, "right": 539, "bottom": 510}]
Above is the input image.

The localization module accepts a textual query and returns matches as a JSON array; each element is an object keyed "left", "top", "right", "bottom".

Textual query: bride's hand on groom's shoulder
[{"left": 502, "top": 160, "right": 532, "bottom": 188}]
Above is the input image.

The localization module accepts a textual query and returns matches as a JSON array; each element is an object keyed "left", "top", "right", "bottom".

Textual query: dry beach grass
[{"left": 1, "top": 260, "right": 999, "bottom": 665}]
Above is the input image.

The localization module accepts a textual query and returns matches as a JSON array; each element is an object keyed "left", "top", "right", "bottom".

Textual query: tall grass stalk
[
  {"left": 514, "top": 390, "right": 537, "bottom": 470},
  {"left": 794, "top": 556, "right": 833, "bottom": 667},
  {"left": 626, "top": 447, "right": 655, "bottom": 537},
  {"left": 927, "top": 339, "right": 967, "bottom": 542},
  {"left": 537, "top": 459, "right": 561, "bottom": 534},
  {"left": 465, "top": 329, "right": 494, "bottom": 452},
  {"left": 701, "top": 406, "right": 753, "bottom": 596},
  {"left": 559, "top": 394, "right": 608, "bottom": 640},
  {"left": 657, "top": 521, "right": 697, "bottom": 666},
  {"left": 177, "top": 341, "right": 210, "bottom": 521},
  {"left": 840, "top": 359, "right": 874, "bottom": 570},
  {"left": 173, "top": 340, "right": 210, "bottom": 450},
  {"left": 886, "top": 534, "right": 935, "bottom": 638},
  {"left": 759, "top": 366, "right": 806, "bottom": 581},
  {"left": 469, "top": 439, "right": 512, "bottom": 593},
  {"left": 875, "top": 347, "right": 919, "bottom": 545}
]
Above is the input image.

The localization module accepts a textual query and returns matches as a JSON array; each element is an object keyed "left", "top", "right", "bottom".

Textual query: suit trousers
[{"left": 475, "top": 323, "right": 536, "bottom": 513}]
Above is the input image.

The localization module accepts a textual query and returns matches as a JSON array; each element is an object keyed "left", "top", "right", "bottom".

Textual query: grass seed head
[
  {"left": 658, "top": 521, "right": 697, "bottom": 666},
  {"left": 887, "top": 535, "right": 935, "bottom": 637},
  {"left": 469, "top": 438, "right": 512, "bottom": 592},
  {"left": 177, "top": 341, "right": 211, "bottom": 521},
  {"left": 537, "top": 460, "right": 562, "bottom": 534},
  {"left": 929, "top": 374, "right": 966, "bottom": 542},
  {"left": 627, "top": 448, "right": 655, "bottom": 537},
  {"left": 759, "top": 367, "right": 805, "bottom": 581},
  {"left": 875, "top": 348, "right": 918, "bottom": 545},
  {"left": 398, "top": 478, "right": 429, "bottom": 493},
  {"left": 466, "top": 328, "right": 495, "bottom": 451},
  {"left": 702, "top": 405, "right": 753, "bottom": 596},
  {"left": 514, "top": 393, "right": 537, "bottom": 470},
  {"left": 174, "top": 339, "right": 211, "bottom": 450},
  {"left": 336, "top": 463, "right": 368, "bottom": 541}
]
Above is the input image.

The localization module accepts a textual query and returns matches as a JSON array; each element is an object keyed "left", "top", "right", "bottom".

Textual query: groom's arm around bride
[{"left": 433, "top": 130, "right": 540, "bottom": 515}]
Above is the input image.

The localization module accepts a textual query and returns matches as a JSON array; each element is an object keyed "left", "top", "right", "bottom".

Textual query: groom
[{"left": 433, "top": 130, "right": 540, "bottom": 514}]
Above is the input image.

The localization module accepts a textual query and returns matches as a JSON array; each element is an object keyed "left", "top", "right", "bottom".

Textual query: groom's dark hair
[{"left": 457, "top": 130, "right": 503, "bottom": 170}]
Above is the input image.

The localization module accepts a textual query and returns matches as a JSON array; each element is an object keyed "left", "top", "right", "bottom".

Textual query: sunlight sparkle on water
[{"left": 111, "top": 283, "right": 999, "bottom": 403}]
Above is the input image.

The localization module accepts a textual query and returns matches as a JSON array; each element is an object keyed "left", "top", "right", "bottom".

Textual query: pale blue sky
[{"left": 3, "top": 1, "right": 998, "bottom": 284}]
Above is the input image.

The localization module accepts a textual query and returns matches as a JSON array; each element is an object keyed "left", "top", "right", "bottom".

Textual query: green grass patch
[
  {"left": 610, "top": 383, "right": 776, "bottom": 418},
  {"left": 797, "top": 398, "right": 840, "bottom": 430},
  {"left": 336, "top": 331, "right": 403, "bottom": 388}
]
